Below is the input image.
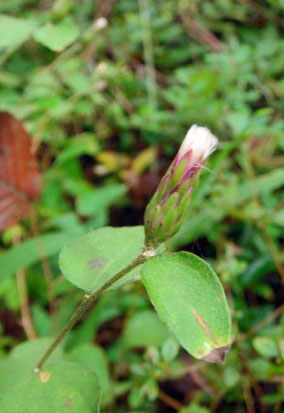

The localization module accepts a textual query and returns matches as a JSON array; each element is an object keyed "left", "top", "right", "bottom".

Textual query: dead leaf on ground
[{"left": 0, "top": 112, "right": 41, "bottom": 232}]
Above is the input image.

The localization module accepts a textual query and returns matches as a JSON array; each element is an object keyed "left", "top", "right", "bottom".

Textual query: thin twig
[
  {"left": 95, "top": 0, "right": 117, "bottom": 19},
  {"left": 13, "top": 233, "right": 37, "bottom": 340},
  {"left": 239, "top": 303, "right": 284, "bottom": 342},
  {"left": 211, "top": 390, "right": 225, "bottom": 412},
  {"left": 273, "top": 381, "right": 284, "bottom": 413},
  {"left": 30, "top": 208, "right": 56, "bottom": 332},
  {"left": 237, "top": 346, "right": 266, "bottom": 413},
  {"left": 35, "top": 253, "right": 146, "bottom": 371},
  {"left": 179, "top": 0, "right": 224, "bottom": 53},
  {"left": 236, "top": 0, "right": 283, "bottom": 27},
  {"left": 16, "top": 268, "right": 37, "bottom": 340},
  {"left": 158, "top": 390, "right": 184, "bottom": 411},
  {"left": 260, "top": 228, "right": 284, "bottom": 282},
  {"left": 241, "top": 377, "right": 256, "bottom": 413}
]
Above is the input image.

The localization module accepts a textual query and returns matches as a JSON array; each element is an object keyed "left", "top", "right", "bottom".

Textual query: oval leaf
[
  {"left": 0, "top": 338, "right": 63, "bottom": 395},
  {"left": 142, "top": 252, "right": 232, "bottom": 362},
  {"left": 123, "top": 309, "right": 171, "bottom": 348},
  {"left": 66, "top": 343, "right": 111, "bottom": 404},
  {"left": 0, "top": 361, "right": 100, "bottom": 413},
  {"left": 0, "top": 15, "right": 36, "bottom": 47},
  {"left": 59, "top": 226, "right": 145, "bottom": 292},
  {"left": 34, "top": 20, "right": 79, "bottom": 52}
]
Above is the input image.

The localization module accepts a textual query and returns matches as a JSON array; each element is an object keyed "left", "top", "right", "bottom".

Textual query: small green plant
[
  {"left": 1, "top": 1, "right": 284, "bottom": 410},
  {"left": 37, "top": 125, "right": 231, "bottom": 370},
  {"left": 0, "top": 126, "right": 232, "bottom": 412}
]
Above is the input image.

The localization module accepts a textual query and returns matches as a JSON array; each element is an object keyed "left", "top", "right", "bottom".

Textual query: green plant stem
[{"left": 35, "top": 253, "right": 147, "bottom": 372}]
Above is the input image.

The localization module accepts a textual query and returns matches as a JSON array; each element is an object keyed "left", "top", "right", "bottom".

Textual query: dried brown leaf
[{"left": 0, "top": 112, "right": 41, "bottom": 231}]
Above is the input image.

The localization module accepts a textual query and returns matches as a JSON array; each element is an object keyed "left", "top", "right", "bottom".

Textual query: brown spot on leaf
[
  {"left": 192, "top": 310, "right": 212, "bottom": 339},
  {"left": 202, "top": 344, "right": 231, "bottom": 364},
  {"left": 64, "top": 396, "right": 75, "bottom": 409},
  {"left": 88, "top": 256, "right": 107, "bottom": 270},
  {"left": 39, "top": 371, "right": 51, "bottom": 383}
]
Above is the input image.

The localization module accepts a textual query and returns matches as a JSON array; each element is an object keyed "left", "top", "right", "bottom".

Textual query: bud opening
[
  {"left": 177, "top": 125, "right": 218, "bottom": 169},
  {"left": 144, "top": 125, "right": 218, "bottom": 247}
]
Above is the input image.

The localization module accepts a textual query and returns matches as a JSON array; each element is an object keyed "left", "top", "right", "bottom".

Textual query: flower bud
[{"left": 144, "top": 125, "right": 218, "bottom": 247}]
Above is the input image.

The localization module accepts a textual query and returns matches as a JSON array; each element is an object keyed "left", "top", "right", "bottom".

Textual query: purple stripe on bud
[{"left": 144, "top": 125, "right": 218, "bottom": 247}]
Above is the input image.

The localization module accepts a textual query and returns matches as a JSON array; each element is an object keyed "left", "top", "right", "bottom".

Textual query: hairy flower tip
[
  {"left": 144, "top": 125, "right": 218, "bottom": 247},
  {"left": 176, "top": 125, "right": 218, "bottom": 169}
]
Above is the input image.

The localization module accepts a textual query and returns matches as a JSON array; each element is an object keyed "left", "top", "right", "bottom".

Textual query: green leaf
[
  {"left": 249, "top": 358, "right": 283, "bottom": 380},
  {"left": 76, "top": 184, "right": 127, "bottom": 217},
  {"left": 34, "top": 20, "right": 79, "bottom": 52},
  {"left": 66, "top": 343, "right": 111, "bottom": 404},
  {"left": 238, "top": 168, "right": 284, "bottom": 202},
  {"left": 180, "top": 402, "right": 210, "bottom": 413},
  {"left": 0, "top": 231, "right": 83, "bottom": 282},
  {"left": 10, "top": 337, "right": 63, "bottom": 367},
  {"left": 273, "top": 209, "right": 284, "bottom": 226},
  {"left": 31, "top": 304, "right": 51, "bottom": 336},
  {"left": 56, "top": 134, "right": 100, "bottom": 166},
  {"left": 142, "top": 252, "right": 232, "bottom": 362},
  {"left": 161, "top": 337, "right": 179, "bottom": 361},
  {"left": 0, "top": 337, "right": 63, "bottom": 395},
  {"left": 59, "top": 226, "right": 145, "bottom": 292},
  {"left": 0, "top": 361, "right": 100, "bottom": 413},
  {"left": 123, "top": 310, "right": 171, "bottom": 348},
  {"left": 0, "top": 14, "right": 36, "bottom": 47},
  {"left": 223, "top": 365, "right": 241, "bottom": 388},
  {"left": 253, "top": 337, "right": 279, "bottom": 358}
]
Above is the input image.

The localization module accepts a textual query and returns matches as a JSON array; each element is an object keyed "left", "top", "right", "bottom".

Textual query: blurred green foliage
[{"left": 0, "top": 0, "right": 284, "bottom": 411}]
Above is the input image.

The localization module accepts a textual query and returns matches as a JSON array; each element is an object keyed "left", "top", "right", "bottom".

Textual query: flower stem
[{"left": 35, "top": 253, "right": 146, "bottom": 372}]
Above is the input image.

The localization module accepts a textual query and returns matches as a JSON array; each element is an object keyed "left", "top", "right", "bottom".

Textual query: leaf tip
[{"left": 202, "top": 344, "right": 231, "bottom": 364}]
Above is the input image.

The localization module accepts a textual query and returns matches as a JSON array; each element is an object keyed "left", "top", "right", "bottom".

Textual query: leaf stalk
[{"left": 35, "top": 253, "right": 147, "bottom": 372}]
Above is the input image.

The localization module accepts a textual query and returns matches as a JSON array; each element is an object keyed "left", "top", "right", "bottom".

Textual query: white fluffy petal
[{"left": 177, "top": 125, "right": 218, "bottom": 168}]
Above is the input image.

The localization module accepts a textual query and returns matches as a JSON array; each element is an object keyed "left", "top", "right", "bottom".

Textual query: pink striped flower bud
[{"left": 144, "top": 125, "right": 218, "bottom": 247}]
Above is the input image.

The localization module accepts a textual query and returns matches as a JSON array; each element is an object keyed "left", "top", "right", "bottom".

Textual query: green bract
[
  {"left": 144, "top": 166, "right": 192, "bottom": 247},
  {"left": 144, "top": 125, "right": 217, "bottom": 247}
]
